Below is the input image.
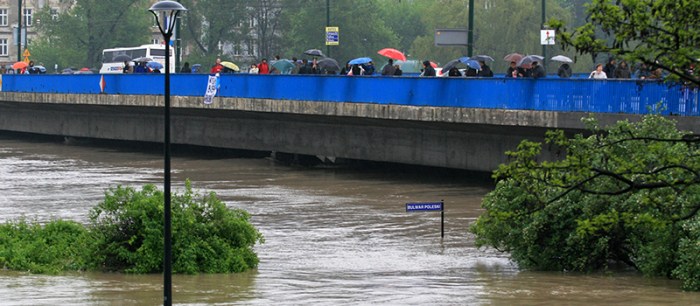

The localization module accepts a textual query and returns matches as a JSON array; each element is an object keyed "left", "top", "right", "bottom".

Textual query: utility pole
[
  {"left": 467, "top": 0, "right": 474, "bottom": 57},
  {"left": 17, "top": 0, "right": 22, "bottom": 62},
  {"left": 542, "top": 0, "right": 546, "bottom": 71},
  {"left": 176, "top": 0, "right": 182, "bottom": 72},
  {"left": 326, "top": 0, "right": 330, "bottom": 57}
]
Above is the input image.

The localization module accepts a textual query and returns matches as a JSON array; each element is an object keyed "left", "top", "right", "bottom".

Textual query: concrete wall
[{"left": 0, "top": 92, "right": 698, "bottom": 171}]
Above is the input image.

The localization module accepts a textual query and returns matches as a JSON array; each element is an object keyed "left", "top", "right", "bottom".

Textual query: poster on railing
[{"left": 203, "top": 73, "right": 220, "bottom": 104}]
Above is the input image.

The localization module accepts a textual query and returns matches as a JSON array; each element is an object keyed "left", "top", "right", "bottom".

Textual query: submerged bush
[
  {"left": 0, "top": 219, "right": 90, "bottom": 274},
  {"left": 0, "top": 181, "right": 263, "bottom": 275}
]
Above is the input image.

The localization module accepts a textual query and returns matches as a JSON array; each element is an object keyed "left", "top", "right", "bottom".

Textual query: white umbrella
[{"left": 551, "top": 55, "right": 573, "bottom": 63}]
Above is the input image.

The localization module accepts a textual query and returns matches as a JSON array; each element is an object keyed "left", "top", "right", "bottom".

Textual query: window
[
  {"left": 151, "top": 38, "right": 159, "bottom": 44},
  {"left": 23, "top": 8, "right": 32, "bottom": 27},
  {"left": 0, "top": 9, "right": 7, "bottom": 26},
  {"left": 50, "top": 8, "right": 58, "bottom": 21},
  {"left": 0, "top": 38, "right": 7, "bottom": 56}
]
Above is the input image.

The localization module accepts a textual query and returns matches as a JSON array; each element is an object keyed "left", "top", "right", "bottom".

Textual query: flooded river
[{"left": 0, "top": 133, "right": 698, "bottom": 305}]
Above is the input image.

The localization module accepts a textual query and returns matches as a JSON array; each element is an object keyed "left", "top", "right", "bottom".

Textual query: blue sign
[{"left": 406, "top": 202, "right": 443, "bottom": 212}]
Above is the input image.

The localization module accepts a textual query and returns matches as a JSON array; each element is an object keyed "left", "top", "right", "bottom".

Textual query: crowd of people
[{"left": 585, "top": 58, "right": 669, "bottom": 80}]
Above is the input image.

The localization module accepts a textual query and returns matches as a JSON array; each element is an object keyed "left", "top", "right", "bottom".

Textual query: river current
[{"left": 0, "top": 133, "right": 697, "bottom": 305}]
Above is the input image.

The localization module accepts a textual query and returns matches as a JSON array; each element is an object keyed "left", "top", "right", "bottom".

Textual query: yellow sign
[
  {"left": 22, "top": 49, "right": 30, "bottom": 63},
  {"left": 325, "top": 26, "right": 339, "bottom": 46}
]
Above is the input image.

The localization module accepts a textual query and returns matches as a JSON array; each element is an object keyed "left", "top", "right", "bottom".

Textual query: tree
[
  {"left": 551, "top": 0, "right": 700, "bottom": 86},
  {"left": 277, "top": 0, "right": 399, "bottom": 64},
  {"left": 408, "top": 0, "right": 579, "bottom": 72},
  {"left": 177, "top": 0, "right": 250, "bottom": 64},
  {"left": 32, "top": 0, "right": 153, "bottom": 69},
  {"left": 470, "top": 115, "right": 700, "bottom": 290}
]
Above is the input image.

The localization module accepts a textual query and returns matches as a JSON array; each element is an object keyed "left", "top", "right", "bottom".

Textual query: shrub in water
[{"left": 88, "top": 180, "right": 263, "bottom": 273}]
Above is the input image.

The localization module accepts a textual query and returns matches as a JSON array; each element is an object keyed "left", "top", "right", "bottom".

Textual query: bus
[{"left": 99, "top": 44, "right": 175, "bottom": 74}]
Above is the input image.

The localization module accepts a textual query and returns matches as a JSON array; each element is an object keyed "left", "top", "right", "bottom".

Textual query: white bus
[{"left": 99, "top": 44, "right": 175, "bottom": 74}]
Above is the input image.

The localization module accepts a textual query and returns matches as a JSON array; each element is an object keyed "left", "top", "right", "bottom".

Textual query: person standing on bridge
[
  {"left": 589, "top": 64, "right": 608, "bottom": 79},
  {"left": 421, "top": 60, "right": 436, "bottom": 77},
  {"left": 211, "top": 58, "right": 223, "bottom": 74}
]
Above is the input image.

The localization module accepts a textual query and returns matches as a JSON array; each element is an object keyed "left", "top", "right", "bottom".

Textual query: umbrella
[
  {"left": 112, "top": 54, "right": 132, "bottom": 62},
  {"left": 221, "top": 61, "right": 240, "bottom": 72},
  {"left": 377, "top": 48, "right": 407, "bottom": 62},
  {"left": 12, "top": 62, "right": 28, "bottom": 70},
  {"left": 429, "top": 61, "right": 438, "bottom": 68},
  {"left": 472, "top": 55, "right": 495, "bottom": 62},
  {"left": 132, "top": 57, "right": 153, "bottom": 62},
  {"left": 271, "top": 59, "right": 295, "bottom": 74},
  {"left": 441, "top": 57, "right": 480, "bottom": 72},
  {"left": 517, "top": 55, "right": 545, "bottom": 67},
  {"left": 146, "top": 61, "right": 164, "bottom": 70},
  {"left": 304, "top": 49, "right": 325, "bottom": 57},
  {"left": 503, "top": 53, "right": 523, "bottom": 63},
  {"left": 33, "top": 65, "right": 47, "bottom": 73},
  {"left": 317, "top": 58, "right": 341, "bottom": 72},
  {"left": 349, "top": 57, "right": 373, "bottom": 65},
  {"left": 61, "top": 68, "right": 75, "bottom": 74},
  {"left": 191, "top": 64, "right": 202, "bottom": 73},
  {"left": 551, "top": 55, "right": 573, "bottom": 63}
]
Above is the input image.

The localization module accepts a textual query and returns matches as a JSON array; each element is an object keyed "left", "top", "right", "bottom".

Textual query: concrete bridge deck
[{"left": 0, "top": 74, "right": 697, "bottom": 171}]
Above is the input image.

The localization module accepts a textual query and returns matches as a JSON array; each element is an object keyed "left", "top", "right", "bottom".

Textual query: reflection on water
[{"left": 0, "top": 133, "right": 698, "bottom": 305}]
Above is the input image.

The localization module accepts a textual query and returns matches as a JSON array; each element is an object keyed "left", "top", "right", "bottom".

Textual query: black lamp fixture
[{"left": 148, "top": 1, "right": 186, "bottom": 305}]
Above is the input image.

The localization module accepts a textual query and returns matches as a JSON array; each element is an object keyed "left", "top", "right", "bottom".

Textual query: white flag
[{"left": 203, "top": 74, "right": 219, "bottom": 104}]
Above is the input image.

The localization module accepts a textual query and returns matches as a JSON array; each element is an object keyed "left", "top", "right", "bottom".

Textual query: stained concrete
[{"left": 0, "top": 92, "right": 697, "bottom": 171}]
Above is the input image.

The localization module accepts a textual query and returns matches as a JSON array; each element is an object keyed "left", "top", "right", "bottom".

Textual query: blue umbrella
[
  {"left": 146, "top": 61, "right": 164, "bottom": 70},
  {"left": 464, "top": 59, "right": 481, "bottom": 70},
  {"left": 348, "top": 57, "right": 372, "bottom": 65},
  {"left": 442, "top": 57, "right": 481, "bottom": 73}
]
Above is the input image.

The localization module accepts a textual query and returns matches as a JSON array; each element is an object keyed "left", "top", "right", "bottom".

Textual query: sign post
[
  {"left": 405, "top": 201, "right": 444, "bottom": 238},
  {"left": 325, "top": 27, "right": 339, "bottom": 46}
]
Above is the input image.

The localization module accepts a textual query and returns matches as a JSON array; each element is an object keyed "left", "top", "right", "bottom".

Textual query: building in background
[{"left": 0, "top": 0, "right": 67, "bottom": 67}]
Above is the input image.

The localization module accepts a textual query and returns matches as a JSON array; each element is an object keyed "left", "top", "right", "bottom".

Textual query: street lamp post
[{"left": 148, "top": 1, "right": 187, "bottom": 306}]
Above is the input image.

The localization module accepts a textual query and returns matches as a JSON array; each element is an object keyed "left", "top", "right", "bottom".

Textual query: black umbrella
[
  {"left": 304, "top": 49, "right": 325, "bottom": 57},
  {"left": 112, "top": 54, "right": 132, "bottom": 62},
  {"left": 317, "top": 58, "right": 340, "bottom": 72}
]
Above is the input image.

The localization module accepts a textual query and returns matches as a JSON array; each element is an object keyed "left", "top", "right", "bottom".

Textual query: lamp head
[{"left": 149, "top": 1, "right": 187, "bottom": 36}]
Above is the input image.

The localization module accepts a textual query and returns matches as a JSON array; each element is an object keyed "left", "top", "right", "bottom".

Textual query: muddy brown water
[{"left": 0, "top": 134, "right": 697, "bottom": 305}]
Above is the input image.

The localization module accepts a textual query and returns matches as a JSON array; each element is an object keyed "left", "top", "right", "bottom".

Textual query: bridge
[{"left": 0, "top": 73, "right": 697, "bottom": 171}]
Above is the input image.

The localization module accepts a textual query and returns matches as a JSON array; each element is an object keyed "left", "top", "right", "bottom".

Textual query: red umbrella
[
  {"left": 377, "top": 48, "right": 407, "bottom": 62},
  {"left": 79, "top": 67, "right": 90, "bottom": 71},
  {"left": 430, "top": 61, "right": 438, "bottom": 68},
  {"left": 12, "top": 61, "right": 28, "bottom": 70},
  {"left": 503, "top": 53, "right": 523, "bottom": 63}
]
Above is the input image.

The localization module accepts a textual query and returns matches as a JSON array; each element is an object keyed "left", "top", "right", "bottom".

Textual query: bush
[
  {"left": 470, "top": 115, "right": 700, "bottom": 290},
  {"left": 0, "top": 181, "right": 263, "bottom": 275},
  {"left": 88, "top": 180, "right": 264, "bottom": 273},
  {"left": 0, "top": 219, "right": 90, "bottom": 274}
]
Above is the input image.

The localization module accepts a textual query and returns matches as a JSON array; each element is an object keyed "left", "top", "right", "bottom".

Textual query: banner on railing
[{"left": 203, "top": 73, "right": 219, "bottom": 104}]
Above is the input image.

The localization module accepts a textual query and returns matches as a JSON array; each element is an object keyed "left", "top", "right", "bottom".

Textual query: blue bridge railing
[{"left": 1, "top": 74, "right": 697, "bottom": 116}]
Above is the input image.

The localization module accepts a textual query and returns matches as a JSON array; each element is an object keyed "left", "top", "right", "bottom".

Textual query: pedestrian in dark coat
[
  {"left": 421, "top": 60, "right": 435, "bottom": 77},
  {"left": 557, "top": 63, "right": 572, "bottom": 78},
  {"left": 478, "top": 61, "right": 493, "bottom": 77},
  {"left": 531, "top": 62, "right": 546, "bottom": 78},
  {"left": 603, "top": 58, "right": 616, "bottom": 78},
  {"left": 614, "top": 61, "right": 631, "bottom": 79},
  {"left": 381, "top": 59, "right": 396, "bottom": 76}
]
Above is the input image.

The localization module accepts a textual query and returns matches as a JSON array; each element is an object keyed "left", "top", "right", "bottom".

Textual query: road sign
[
  {"left": 405, "top": 201, "right": 445, "bottom": 238},
  {"left": 326, "top": 27, "right": 339, "bottom": 46},
  {"left": 541, "top": 30, "right": 556, "bottom": 45},
  {"left": 406, "top": 202, "right": 443, "bottom": 212},
  {"left": 22, "top": 49, "right": 31, "bottom": 57}
]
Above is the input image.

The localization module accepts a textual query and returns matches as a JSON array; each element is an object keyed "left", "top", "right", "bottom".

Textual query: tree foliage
[
  {"left": 32, "top": 0, "right": 153, "bottom": 70},
  {"left": 0, "top": 182, "right": 263, "bottom": 275},
  {"left": 551, "top": 0, "right": 700, "bottom": 86},
  {"left": 470, "top": 115, "right": 700, "bottom": 291}
]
